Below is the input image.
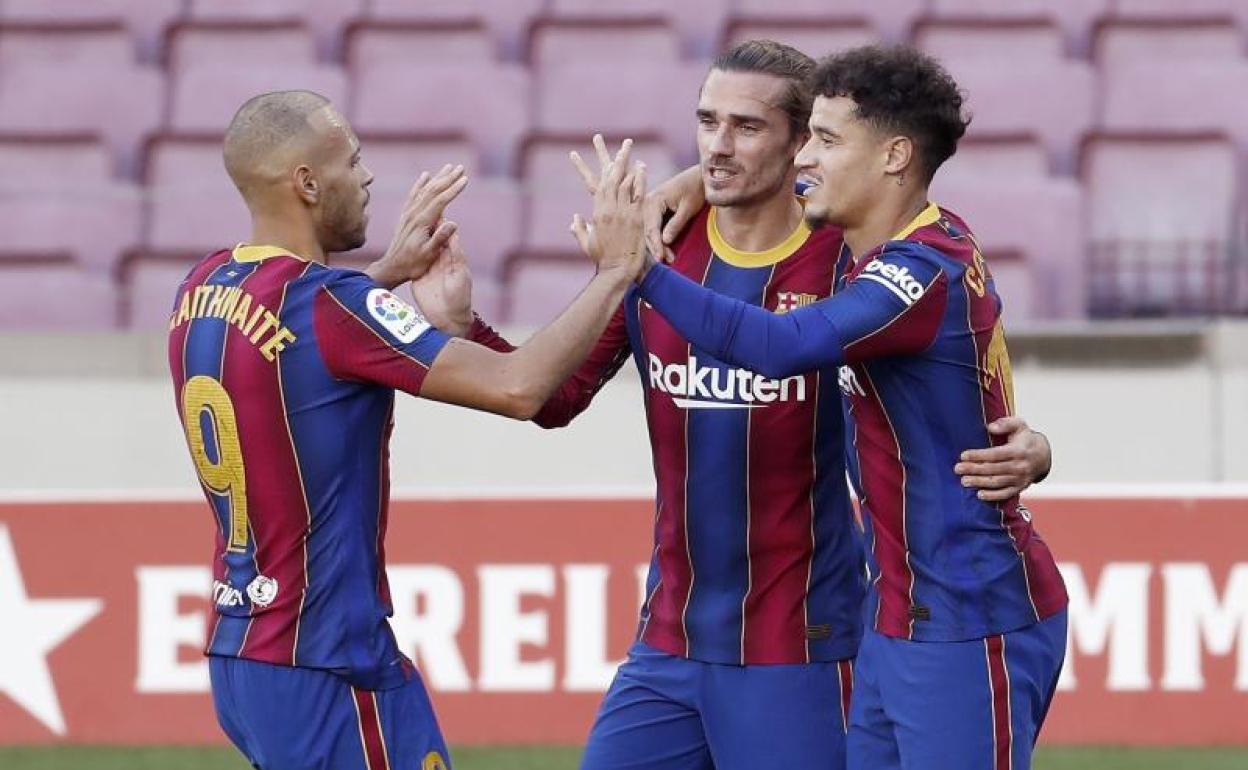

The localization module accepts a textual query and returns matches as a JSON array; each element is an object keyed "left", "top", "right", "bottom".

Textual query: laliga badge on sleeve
[{"left": 367, "top": 288, "right": 432, "bottom": 343}]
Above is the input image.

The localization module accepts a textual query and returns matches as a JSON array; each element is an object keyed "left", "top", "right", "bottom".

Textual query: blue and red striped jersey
[
  {"left": 474, "top": 203, "right": 865, "bottom": 665},
  {"left": 169, "top": 245, "right": 451, "bottom": 690},
  {"left": 637, "top": 203, "right": 1069, "bottom": 643}
]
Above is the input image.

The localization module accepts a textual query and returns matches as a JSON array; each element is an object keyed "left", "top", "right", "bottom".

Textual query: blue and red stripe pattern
[
  {"left": 633, "top": 205, "right": 863, "bottom": 665},
  {"left": 169, "top": 245, "right": 451, "bottom": 690},
  {"left": 827, "top": 204, "right": 1068, "bottom": 642}
]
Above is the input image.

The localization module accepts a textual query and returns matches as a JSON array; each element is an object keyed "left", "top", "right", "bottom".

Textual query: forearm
[
  {"left": 637, "top": 264, "right": 844, "bottom": 378},
  {"left": 501, "top": 268, "right": 634, "bottom": 413}
]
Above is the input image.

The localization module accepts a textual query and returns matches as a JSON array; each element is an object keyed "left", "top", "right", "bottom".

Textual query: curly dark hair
[
  {"left": 711, "top": 40, "right": 816, "bottom": 138},
  {"left": 809, "top": 45, "right": 970, "bottom": 182}
]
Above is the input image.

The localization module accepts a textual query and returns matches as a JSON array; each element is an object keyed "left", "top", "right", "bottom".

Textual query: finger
[
  {"left": 662, "top": 246, "right": 677, "bottom": 264},
  {"left": 987, "top": 416, "right": 1028, "bottom": 435},
  {"left": 428, "top": 174, "right": 469, "bottom": 212},
  {"left": 569, "top": 213, "right": 592, "bottom": 256},
  {"left": 603, "top": 141, "right": 630, "bottom": 195},
  {"left": 630, "top": 161, "right": 647, "bottom": 203},
  {"left": 592, "top": 133, "right": 611, "bottom": 171},
  {"left": 960, "top": 472, "right": 1027, "bottom": 490},
  {"left": 569, "top": 151, "right": 598, "bottom": 195},
  {"left": 958, "top": 445, "right": 1021, "bottom": 465},
  {"left": 643, "top": 192, "right": 667, "bottom": 257},
  {"left": 426, "top": 220, "right": 458, "bottom": 254},
  {"left": 662, "top": 197, "right": 697, "bottom": 245},
  {"left": 978, "top": 486, "right": 1025, "bottom": 502}
]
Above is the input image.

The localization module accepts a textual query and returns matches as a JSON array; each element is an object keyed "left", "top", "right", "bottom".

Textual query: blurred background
[{"left": 1, "top": 0, "right": 1247, "bottom": 768}]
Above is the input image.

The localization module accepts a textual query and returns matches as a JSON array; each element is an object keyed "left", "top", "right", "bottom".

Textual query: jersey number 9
[{"left": 181, "top": 375, "right": 249, "bottom": 552}]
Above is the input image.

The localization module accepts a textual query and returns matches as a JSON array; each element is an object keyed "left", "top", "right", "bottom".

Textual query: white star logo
[{"left": 0, "top": 524, "right": 102, "bottom": 735}]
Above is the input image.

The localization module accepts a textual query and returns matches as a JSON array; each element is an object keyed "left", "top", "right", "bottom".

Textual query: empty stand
[
  {"left": 731, "top": 0, "right": 925, "bottom": 43},
  {"left": 0, "top": 0, "right": 182, "bottom": 60},
  {"left": 0, "top": 261, "right": 117, "bottom": 329},
  {"left": 506, "top": 258, "right": 596, "bottom": 325},
  {"left": 168, "top": 64, "right": 346, "bottom": 135},
  {"left": 1100, "top": 59, "right": 1248, "bottom": 143},
  {"left": 144, "top": 138, "right": 251, "bottom": 255},
  {"left": 123, "top": 255, "right": 196, "bottom": 329},
  {"left": 547, "top": 0, "right": 731, "bottom": 58},
  {"left": 916, "top": 20, "right": 1067, "bottom": 61},
  {"left": 0, "top": 23, "right": 135, "bottom": 67},
  {"left": 1083, "top": 137, "right": 1242, "bottom": 315},
  {"left": 1114, "top": 0, "right": 1248, "bottom": 26},
  {"left": 165, "top": 22, "right": 317, "bottom": 71},
  {"left": 366, "top": 0, "right": 545, "bottom": 59},
  {"left": 926, "top": 0, "right": 1111, "bottom": 52},
  {"left": 723, "top": 20, "right": 878, "bottom": 54},
  {"left": 1095, "top": 19, "right": 1245, "bottom": 64}
]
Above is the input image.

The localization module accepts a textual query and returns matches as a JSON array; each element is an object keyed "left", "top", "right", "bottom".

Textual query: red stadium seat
[
  {"left": 123, "top": 254, "right": 198, "bottom": 329},
  {"left": 346, "top": 23, "right": 495, "bottom": 68},
  {"left": 505, "top": 258, "right": 596, "bottom": 325},
  {"left": 1082, "top": 137, "right": 1241, "bottom": 315},
  {"left": 941, "top": 139, "right": 1052, "bottom": 181},
  {"left": 165, "top": 22, "right": 318, "bottom": 71},
  {"left": 357, "top": 138, "right": 520, "bottom": 280},
  {"left": 0, "top": 23, "right": 135, "bottom": 67},
  {"left": 915, "top": 21, "right": 1067, "bottom": 62},
  {"left": 520, "top": 138, "right": 677, "bottom": 255},
  {"left": 168, "top": 62, "right": 347, "bottom": 134},
  {"left": 1100, "top": 59, "right": 1248, "bottom": 143},
  {"left": 1114, "top": 0, "right": 1248, "bottom": 26},
  {"left": 0, "top": 0, "right": 182, "bottom": 60},
  {"left": 366, "top": 0, "right": 545, "bottom": 59},
  {"left": 1095, "top": 19, "right": 1245, "bottom": 65},
  {"left": 731, "top": 0, "right": 925, "bottom": 43},
  {"left": 935, "top": 54, "right": 1095, "bottom": 173},
  {"left": 349, "top": 49, "right": 529, "bottom": 175},
  {"left": 0, "top": 261, "right": 118, "bottom": 329},
  {"left": 144, "top": 137, "right": 250, "bottom": 255},
  {"left": 545, "top": 0, "right": 731, "bottom": 57},
  {"left": 925, "top": 0, "right": 1111, "bottom": 52},
  {"left": 0, "top": 138, "right": 142, "bottom": 272},
  {"left": 723, "top": 20, "right": 879, "bottom": 54},
  {"left": 531, "top": 22, "right": 702, "bottom": 161}
]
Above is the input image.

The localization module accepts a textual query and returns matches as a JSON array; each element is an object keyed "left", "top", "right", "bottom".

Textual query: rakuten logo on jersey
[
  {"left": 861, "top": 259, "right": 926, "bottom": 305},
  {"left": 648, "top": 353, "right": 806, "bottom": 409}
]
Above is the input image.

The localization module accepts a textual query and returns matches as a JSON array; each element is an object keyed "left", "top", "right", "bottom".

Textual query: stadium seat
[
  {"left": 0, "top": 23, "right": 135, "bottom": 67},
  {"left": 348, "top": 50, "right": 529, "bottom": 176},
  {"left": 185, "top": 0, "right": 364, "bottom": 59},
  {"left": 931, "top": 175, "right": 1086, "bottom": 319},
  {"left": 505, "top": 257, "right": 597, "bottom": 325},
  {"left": 722, "top": 20, "right": 879, "bottom": 54},
  {"left": 346, "top": 23, "right": 495, "bottom": 68},
  {"left": 935, "top": 55, "right": 1095, "bottom": 173},
  {"left": 1082, "top": 137, "right": 1241, "bottom": 315},
  {"left": 123, "top": 254, "right": 198, "bottom": 329},
  {"left": 545, "top": 0, "right": 731, "bottom": 58},
  {"left": 940, "top": 139, "right": 1052, "bottom": 181},
  {"left": 0, "top": 62, "right": 163, "bottom": 175},
  {"left": 924, "top": 0, "right": 1112, "bottom": 52},
  {"left": 730, "top": 0, "right": 925, "bottom": 44},
  {"left": 0, "top": 0, "right": 182, "bottom": 61},
  {"left": 358, "top": 138, "right": 521, "bottom": 280},
  {"left": 1095, "top": 19, "right": 1246, "bottom": 65},
  {"left": 0, "top": 139, "right": 142, "bottom": 272},
  {"left": 366, "top": 0, "right": 545, "bottom": 59},
  {"left": 143, "top": 137, "right": 251, "bottom": 255},
  {"left": 1100, "top": 59, "right": 1248, "bottom": 143},
  {"left": 915, "top": 21, "right": 1068, "bottom": 62},
  {"left": 531, "top": 22, "right": 702, "bottom": 162},
  {"left": 520, "top": 138, "right": 677, "bottom": 255},
  {"left": 168, "top": 62, "right": 347, "bottom": 134},
  {"left": 165, "top": 22, "right": 318, "bottom": 71},
  {"left": 1113, "top": 0, "right": 1248, "bottom": 26},
  {"left": 0, "top": 261, "right": 118, "bottom": 329}
]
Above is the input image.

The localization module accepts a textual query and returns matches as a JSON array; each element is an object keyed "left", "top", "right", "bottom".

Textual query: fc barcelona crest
[{"left": 775, "top": 291, "right": 817, "bottom": 314}]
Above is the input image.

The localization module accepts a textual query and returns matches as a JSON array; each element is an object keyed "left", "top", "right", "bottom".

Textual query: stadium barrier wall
[{"left": 0, "top": 491, "right": 1246, "bottom": 747}]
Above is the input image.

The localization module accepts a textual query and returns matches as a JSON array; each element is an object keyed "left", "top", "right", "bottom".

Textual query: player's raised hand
[
  {"left": 569, "top": 137, "right": 647, "bottom": 279},
  {"left": 411, "top": 232, "right": 474, "bottom": 337},
  {"left": 369, "top": 165, "right": 469, "bottom": 288},
  {"left": 954, "top": 416, "right": 1052, "bottom": 501}
]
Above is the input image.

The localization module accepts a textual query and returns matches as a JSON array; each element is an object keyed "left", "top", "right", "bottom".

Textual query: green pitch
[{"left": 1, "top": 745, "right": 1246, "bottom": 769}]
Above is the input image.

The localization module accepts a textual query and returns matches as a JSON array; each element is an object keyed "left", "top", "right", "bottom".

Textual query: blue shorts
[
  {"left": 581, "top": 642, "right": 854, "bottom": 770},
  {"left": 209, "top": 656, "right": 451, "bottom": 770},
  {"left": 848, "top": 610, "right": 1067, "bottom": 770}
]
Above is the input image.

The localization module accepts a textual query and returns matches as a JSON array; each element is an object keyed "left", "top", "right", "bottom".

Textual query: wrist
[{"left": 365, "top": 256, "right": 405, "bottom": 290}]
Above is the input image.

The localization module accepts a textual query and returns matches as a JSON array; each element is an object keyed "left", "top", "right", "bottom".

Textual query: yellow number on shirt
[
  {"left": 181, "top": 375, "right": 249, "bottom": 552},
  {"left": 983, "top": 320, "right": 1016, "bottom": 415}
]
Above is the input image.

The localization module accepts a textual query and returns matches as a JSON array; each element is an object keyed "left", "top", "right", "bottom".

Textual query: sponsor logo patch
[
  {"left": 367, "top": 288, "right": 432, "bottom": 343},
  {"left": 647, "top": 353, "right": 807, "bottom": 409},
  {"left": 860, "top": 259, "right": 926, "bottom": 305},
  {"left": 246, "top": 575, "right": 279, "bottom": 608}
]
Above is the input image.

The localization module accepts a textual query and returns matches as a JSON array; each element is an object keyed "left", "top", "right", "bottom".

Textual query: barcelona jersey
[
  {"left": 473, "top": 202, "right": 866, "bottom": 665},
  {"left": 637, "top": 203, "right": 1069, "bottom": 644},
  {"left": 169, "top": 245, "right": 451, "bottom": 690}
]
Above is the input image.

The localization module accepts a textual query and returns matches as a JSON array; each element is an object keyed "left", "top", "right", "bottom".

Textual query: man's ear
[
  {"left": 294, "top": 165, "right": 319, "bottom": 205},
  {"left": 883, "top": 135, "right": 914, "bottom": 177}
]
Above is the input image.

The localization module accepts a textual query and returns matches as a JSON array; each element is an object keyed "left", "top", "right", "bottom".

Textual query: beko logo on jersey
[
  {"left": 861, "top": 259, "right": 926, "bottom": 305},
  {"left": 648, "top": 353, "right": 806, "bottom": 409},
  {"left": 367, "top": 289, "right": 432, "bottom": 344}
]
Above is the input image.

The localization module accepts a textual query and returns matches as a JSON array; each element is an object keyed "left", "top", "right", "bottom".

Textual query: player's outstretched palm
[
  {"left": 411, "top": 232, "right": 474, "bottom": 337},
  {"left": 380, "top": 164, "right": 469, "bottom": 284},
  {"left": 568, "top": 135, "right": 647, "bottom": 279}
]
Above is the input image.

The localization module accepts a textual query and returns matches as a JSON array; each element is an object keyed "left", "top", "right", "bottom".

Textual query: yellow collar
[
  {"left": 707, "top": 206, "right": 811, "bottom": 268},
  {"left": 231, "top": 244, "right": 305, "bottom": 263},
  {"left": 890, "top": 202, "right": 941, "bottom": 242}
]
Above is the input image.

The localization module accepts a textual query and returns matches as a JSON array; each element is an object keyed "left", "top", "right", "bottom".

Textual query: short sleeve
[
  {"left": 816, "top": 242, "right": 949, "bottom": 362},
  {"left": 313, "top": 271, "right": 452, "bottom": 396}
]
